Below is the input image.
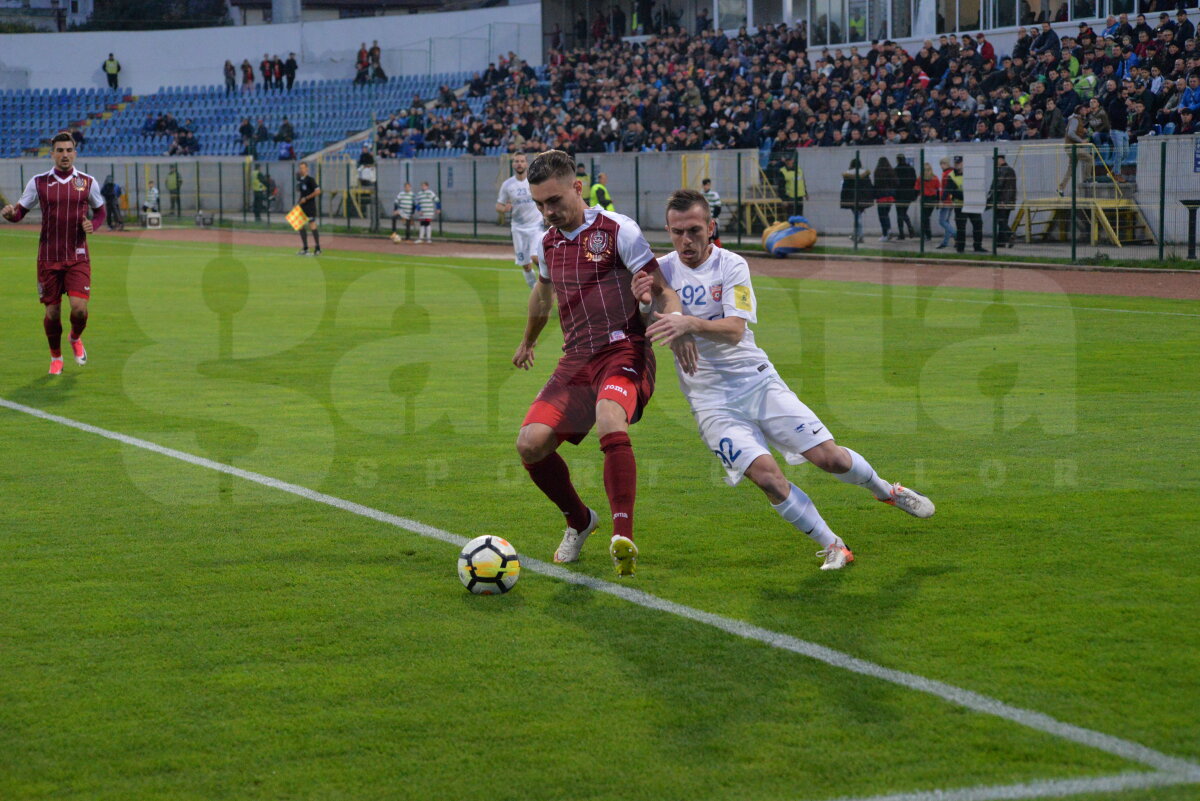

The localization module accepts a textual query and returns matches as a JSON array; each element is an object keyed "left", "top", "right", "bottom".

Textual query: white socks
[
  {"left": 523, "top": 267, "right": 537, "bottom": 288},
  {"left": 836, "top": 448, "right": 893, "bottom": 501},
  {"left": 771, "top": 483, "right": 839, "bottom": 548}
]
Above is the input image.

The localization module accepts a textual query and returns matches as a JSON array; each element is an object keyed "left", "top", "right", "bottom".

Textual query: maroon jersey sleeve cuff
[
  {"left": 10, "top": 203, "right": 28, "bottom": 222},
  {"left": 91, "top": 205, "right": 106, "bottom": 230},
  {"left": 637, "top": 257, "right": 659, "bottom": 275}
]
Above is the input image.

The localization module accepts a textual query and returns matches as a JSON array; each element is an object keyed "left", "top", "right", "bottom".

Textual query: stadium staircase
[{"left": 0, "top": 73, "right": 501, "bottom": 160}]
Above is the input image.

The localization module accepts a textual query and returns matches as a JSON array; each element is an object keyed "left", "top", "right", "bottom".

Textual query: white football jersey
[
  {"left": 658, "top": 246, "right": 777, "bottom": 411},
  {"left": 497, "top": 175, "right": 544, "bottom": 231}
]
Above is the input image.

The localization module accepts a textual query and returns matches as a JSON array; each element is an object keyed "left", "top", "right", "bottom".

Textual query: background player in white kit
[
  {"left": 496, "top": 152, "right": 544, "bottom": 288},
  {"left": 634, "top": 190, "right": 934, "bottom": 570}
]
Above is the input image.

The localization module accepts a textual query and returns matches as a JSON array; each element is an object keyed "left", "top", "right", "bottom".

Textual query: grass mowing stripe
[
  {"left": 8, "top": 230, "right": 1194, "bottom": 318},
  {"left": 822, "top": 770, "right": 1199, "bottom": 801},
  {"left": 3, "top": 395, "right": 1198, "bottom": 785}
]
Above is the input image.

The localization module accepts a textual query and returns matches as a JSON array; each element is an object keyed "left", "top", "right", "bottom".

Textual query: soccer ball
[{"left": 457, "top": 535, "right": 521, "bottom": 595}]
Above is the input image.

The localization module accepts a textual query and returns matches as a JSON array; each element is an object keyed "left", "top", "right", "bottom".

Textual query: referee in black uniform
[{"left": 296, "top": 161, "right": 322, "bottom": 256}]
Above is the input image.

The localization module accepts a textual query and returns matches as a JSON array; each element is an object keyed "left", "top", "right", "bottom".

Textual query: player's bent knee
[
  {"left": 806, "top": 441, "right": 851, "bottom": 473},
  {"left": 745, "top": 455, "right": 790, "bottom": 503},
  {"left": 516, "top": 424, "right": 556, "bottom": 464}
]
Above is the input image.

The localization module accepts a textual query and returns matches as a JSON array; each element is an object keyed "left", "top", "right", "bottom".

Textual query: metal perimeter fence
[{"left": 1, "top": 136, "right": 1196, "bottom": 264}]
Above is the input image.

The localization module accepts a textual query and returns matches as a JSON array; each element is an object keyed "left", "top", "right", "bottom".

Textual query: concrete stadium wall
[{"left": 0, "top": 5, "right": 541, "bottom": 95}]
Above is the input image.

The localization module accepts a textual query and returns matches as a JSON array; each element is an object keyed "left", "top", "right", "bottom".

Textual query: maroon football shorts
[
  {"left": 37, "top": 260, "right": 91, "bottom": 305},
  {"left": 522, "top": 338, "right": 656, "bottom": 444}
]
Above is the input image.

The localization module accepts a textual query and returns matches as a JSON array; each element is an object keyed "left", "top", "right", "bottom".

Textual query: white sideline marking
[
  {"left": 824, "top": 770, "right": 1198, "bottom": 801},
  {"left": 3, "top": 396, "right": 1200, "bottom": 801}
]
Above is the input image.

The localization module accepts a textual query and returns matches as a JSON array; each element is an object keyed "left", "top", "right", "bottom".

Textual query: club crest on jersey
[
  {"left": 710, "top": 284, "right": 723, "bottom": 302},
  {"left": 585, "top": 230, "right": 611, "bottom": 261},
  {"left": 72, "top": 176, "right": 87, "bottom": 192}
]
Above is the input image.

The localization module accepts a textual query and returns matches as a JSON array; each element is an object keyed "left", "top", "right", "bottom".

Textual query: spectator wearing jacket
[
  {"left": 935, "top": 156, "right": 957, "bottom": 249},
  {"left": 893, "top": 154, "right": 918, "bottom": 241},
  {"left": 987, "top": 154, "right": 1017, "bottom": 247},
  {"left": 1031, "top": 22, "right": 1062, "bottom": 60},
  {"left": 839, "top": 158, "right": 874, "bottom": 244},
  {"left": 1058, "top": 105, "right": 1093, "bottom": 195},
  {"left": 918, "top": 162, "right": 940, "bottom": 240}
]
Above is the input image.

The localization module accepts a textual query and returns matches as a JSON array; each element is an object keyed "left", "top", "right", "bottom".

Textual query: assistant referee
[{"left": 296, "top": 161, "right": 322, "bottom": 256}]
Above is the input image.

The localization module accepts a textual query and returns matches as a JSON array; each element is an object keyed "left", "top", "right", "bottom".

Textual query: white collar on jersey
[
  {"left": 46, "top": 167, "right": 79, "bottom": 185},
  {"left": 557, "top": 206, "right": 604, "bottom": 241}
]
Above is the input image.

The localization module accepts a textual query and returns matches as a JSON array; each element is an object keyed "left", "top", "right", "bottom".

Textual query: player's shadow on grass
[
  {"left": 758, "top": 563, "right": 960, "bottom": 725},
  {"left": 6, "top": 372, "right": 80, "bottom": 406}
]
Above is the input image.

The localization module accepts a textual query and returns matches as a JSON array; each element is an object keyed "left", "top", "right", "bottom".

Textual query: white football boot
[
  {"left": 817, "top": 543, "right": 855, "bottom": 571},
  {"left": 553, "top": 507, "right": 598, "bottom": 563},
  {"left": 882, "top": 483, "right": 936, "bottom": 518}
]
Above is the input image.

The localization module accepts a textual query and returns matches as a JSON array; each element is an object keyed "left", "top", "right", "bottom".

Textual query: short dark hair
[
  {"left": 665, "top": 188, "right": 710, "bottom": 219},
  {"left": 51, "top": 131, "right": 74, "bottom": 146},
  {"left": 528, "top": 149, "right": 575, "bottom": 185}
]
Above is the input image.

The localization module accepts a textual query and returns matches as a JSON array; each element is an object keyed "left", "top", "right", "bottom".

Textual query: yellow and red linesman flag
[{"left": 286, "top": 205, "right": 309, "bottom": 231}]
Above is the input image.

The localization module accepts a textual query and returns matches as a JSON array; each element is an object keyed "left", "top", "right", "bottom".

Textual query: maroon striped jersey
[
  {"left": 17, "top": 168, "right": 104, "bottom": 263},
  {"left": 535, "top": 207, "right": 659, "bottom": 355}
]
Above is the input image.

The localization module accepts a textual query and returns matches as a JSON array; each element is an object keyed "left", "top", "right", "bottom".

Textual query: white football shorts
[
  {"left": 694, "top": 377, "right": 834, "bottom": 486},
  {"left": 511, "top": 226, "right": 543, "bottom": 267}
]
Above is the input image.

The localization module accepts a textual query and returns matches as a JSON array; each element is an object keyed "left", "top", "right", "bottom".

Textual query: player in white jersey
[
  {"left": 495, "top": 152, "right": 544, "bottom": 288},
  {"left": 634, "top": 189, "right": 934, "bottom": 571}
]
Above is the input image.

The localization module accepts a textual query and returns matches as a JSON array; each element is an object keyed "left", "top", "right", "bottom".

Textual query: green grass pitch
[{"left": 0, "top": 228, "right": 1197, "bottom": 801}]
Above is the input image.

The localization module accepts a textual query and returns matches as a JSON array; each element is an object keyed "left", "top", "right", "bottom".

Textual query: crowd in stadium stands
[
  {"left": 138, "top": 112, "right": 202, "bottom": 155},
  {"left": 354, "top": 41, "right": 389, "bottom": 85},
  {"left": 234, "top": 115, "right": 297, "bottom": 158},
  {"left": 223, "top": 53, "right": 299, "bottom": 93},
  {"left": 369, "top": 9, "right": 1198, "bottom": 163}
]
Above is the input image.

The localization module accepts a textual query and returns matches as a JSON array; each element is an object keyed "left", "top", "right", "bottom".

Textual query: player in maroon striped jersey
[
  {"left": 1, "top": 132, "right": 106, "bottom": 375},
  {"left": 513, "top": 149, "right": 696, "bottom": 577}
]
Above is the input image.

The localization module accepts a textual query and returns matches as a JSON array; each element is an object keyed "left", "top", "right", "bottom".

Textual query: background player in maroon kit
[
  {"left": 513, "top": 149, "right": 694, "bottom": 577},
  {"left": 1, "top": 132, "right": 106, "bottom": 375}
]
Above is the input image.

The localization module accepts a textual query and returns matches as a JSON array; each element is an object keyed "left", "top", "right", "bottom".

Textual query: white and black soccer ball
[{"left": 457, "top": 535, "right": 521, "bottom": 595}]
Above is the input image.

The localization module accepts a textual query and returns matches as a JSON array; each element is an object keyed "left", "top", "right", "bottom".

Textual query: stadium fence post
[
  {"left": 130, "top": 162, "right": 139, "bottom": 216},
  {"left": 155, "top": 163, "right": 162, "bottom": 216},
  {"left": 1069, "top": 144, "right": 1077, "bottom": 264},
  {"left": 193, "top": 161, "right": 200, "bottom": 216},
  {"left": 437, "top": 161, "right": 444, "bottom": 236},
  {"left": 735, "top": 151, "right": 742, "bottom": 247},
  {"left": 918, "top": 148, "right": 926, "bottom": 256},
  {"left": 218, "top": 162, "right": 223, "bottom": 222},
  {"left": 853, "top": 148, "right": 861, "bottom": 253},
  {"left": 991, "top": 148, "right": 998, "bottom": 256},
  {"left": 241, "top": 161, "right": 247, "bottom": 224},
  {"left": 265, "top": 164, "right": 272, "bottom": 227},
  {"left": 1157, "top": 139, "right": 1166, "bottom": 263},
  {"left": 472, "top": 158, "right": 478, "bottom": 239},
  {"left": 372, "top": 168, "right": 379, "bottom": 234},
  {"left": 345, "top": 162, "right": 351, "bottom": 230},
  {"left": 634, "top": 154, "right": 641, "bottom": 230}
]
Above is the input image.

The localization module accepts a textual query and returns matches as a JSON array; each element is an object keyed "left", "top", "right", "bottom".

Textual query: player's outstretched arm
[
  {"left": 513, "top": 279, "right": 553, "bottom": 370},
  {"left": 640, "top": 270, "right": 698, "bottom": 375},
  {"left": 648, "top": 312, "right": 745, "bottom": 347}
]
